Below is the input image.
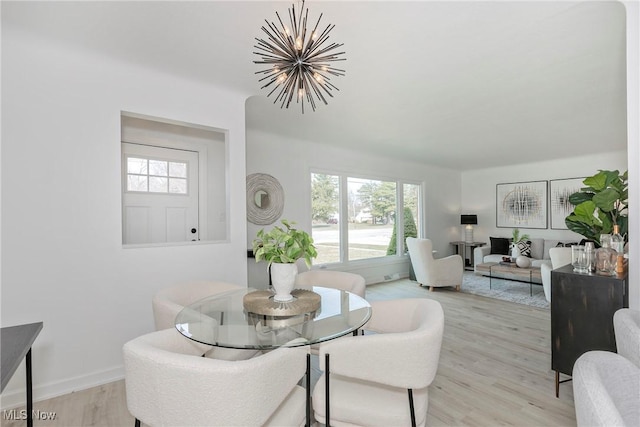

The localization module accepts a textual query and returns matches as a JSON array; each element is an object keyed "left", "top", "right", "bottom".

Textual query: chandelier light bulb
[{"left": 253, "top": 0, "right": 346, "bottom": 113}]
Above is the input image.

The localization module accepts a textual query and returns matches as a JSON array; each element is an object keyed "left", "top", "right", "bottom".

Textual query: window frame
[
  {"left": 125, "top": 155, "right": 190, "bottom": 195},
  {"left": 310, "top": 168, "right": 423, "bottom": 267}
]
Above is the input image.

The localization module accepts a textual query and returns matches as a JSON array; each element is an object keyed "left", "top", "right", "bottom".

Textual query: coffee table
[{"left": 476, "top": 262, "right": 542, "bottom": 296}]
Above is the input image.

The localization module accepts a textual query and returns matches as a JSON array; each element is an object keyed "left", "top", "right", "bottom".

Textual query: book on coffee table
[{"left": 499, "top": 261, "right": 517, "bottom": 266}]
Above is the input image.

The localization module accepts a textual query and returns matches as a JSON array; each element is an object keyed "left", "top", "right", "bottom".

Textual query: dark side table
[
  {"left": 450, "top": 241, "right": 486, "bottom": 271},
  {"left": 1, "top": 322, "right": 43, "bottom": 427}
]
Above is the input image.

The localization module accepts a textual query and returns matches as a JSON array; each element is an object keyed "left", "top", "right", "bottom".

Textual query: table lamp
[{"left": 461, "top": 214, "right": 478, "bottom": 243}]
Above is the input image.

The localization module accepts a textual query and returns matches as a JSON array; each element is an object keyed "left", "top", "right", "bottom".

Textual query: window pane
[
  {"left": 149, "top": 176, "right": 168, "bottom": 192},
  {"left": 149, "top": 160, "right": 168, "bottom": 176},
  {"left": 311, "top": 173, "right": 340, "bottom": 264},
  {"left": 402, "top": 183, "right": 420, "bottom": 254},
  {"left": 169, "top": 178, "right": 187, "bottom": 194},
  {"left": 169, "top": 162, "right": 187, "bottom": 178},
  {"left": 348, "top": 178, "right": 396, "bottom": 261},
  {"left": 127, "top": 158, "right": 147, "bottom": 174},
  {"left": 127, "top": 174, "right": 147, "bottom": 192}
]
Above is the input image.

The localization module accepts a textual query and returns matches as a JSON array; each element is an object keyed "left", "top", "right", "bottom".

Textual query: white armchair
[
  {"left": 407, "top": 237, "right": 463, "bottom": 291},
  {"left": 152, "top": 280, "right": 259, "bottom": 360},
  {"left": 614, "top": 308, "right": 640, "bottom": 368},
  {"left": 540, "top": 247, "right": 572, "bottom": 302},
  {"left": 123, "top": 328, "right": 308, "bottom": 427},
  {"left": 312, "top": 298, "right": 444, "bottom": 427},
  {"left": 573, "top": 351, "right": 640, "bottom": 427},
  {"left": 294, "top": 270, "right": 366, "bottom": 298}
]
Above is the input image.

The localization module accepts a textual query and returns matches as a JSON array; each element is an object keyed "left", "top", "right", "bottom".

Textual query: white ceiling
[{"left": 3, "top": 1, "right": 629, "bottom": 170}]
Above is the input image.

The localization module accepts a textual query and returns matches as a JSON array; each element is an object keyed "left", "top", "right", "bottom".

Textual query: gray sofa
[{"left": 474, "top": 238, "right": 576, "bottom": 271}]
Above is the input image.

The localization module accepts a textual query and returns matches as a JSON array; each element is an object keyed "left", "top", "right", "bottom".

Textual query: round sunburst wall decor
[{"left": 246, "top": 173, "right": 285, "bottom": 225}]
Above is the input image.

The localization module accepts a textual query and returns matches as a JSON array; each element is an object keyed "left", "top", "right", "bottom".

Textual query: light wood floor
[{"left": 1, "top": 279, "right": 576, "bottom": 427}]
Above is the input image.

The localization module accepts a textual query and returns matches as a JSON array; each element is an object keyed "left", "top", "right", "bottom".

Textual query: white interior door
[{"left": 122, "top": 143, "right": 199, "bottom": 244}]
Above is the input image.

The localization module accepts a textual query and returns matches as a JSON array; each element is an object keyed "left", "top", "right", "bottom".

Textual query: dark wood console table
[
  {"left": 550, "top": 265, "right": 628, "bottom": 397},
  {"left": 1, "top": 322, "right": 43, "bottom": 427}
]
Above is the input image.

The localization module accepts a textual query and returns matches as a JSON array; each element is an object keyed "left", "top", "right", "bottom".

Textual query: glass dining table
[
  {"left": 175, "top": 286, "right": 372, "bottom": 350},
  {"left": 175, "top": 286, "right": 371, "bottom": 426}
]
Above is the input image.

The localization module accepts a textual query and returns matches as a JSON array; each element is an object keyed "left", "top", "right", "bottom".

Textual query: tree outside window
[{"left": 311, "top": 173, "right": 421, "bottom": 264}]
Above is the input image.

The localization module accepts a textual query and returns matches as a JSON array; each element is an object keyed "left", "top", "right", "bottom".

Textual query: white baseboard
[{"left": 0, "top": 366, "right": 124, "bottom": 410}]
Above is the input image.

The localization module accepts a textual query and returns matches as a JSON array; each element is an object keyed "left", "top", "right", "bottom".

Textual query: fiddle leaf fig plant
[
  {"left": 565, "top": 170, "right": 628, "bottom": 245},
  {"left": 252, "top": 219, "right": 317, "bottom": 268}
]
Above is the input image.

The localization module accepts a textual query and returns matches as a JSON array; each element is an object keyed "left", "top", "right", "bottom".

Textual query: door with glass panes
[{"left": 122, "top": 143, "right": 199, "bottom": 244}]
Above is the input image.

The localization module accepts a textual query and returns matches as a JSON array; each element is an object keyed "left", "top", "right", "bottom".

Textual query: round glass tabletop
[{"left": 175, "top": 286, "right": 372, "bottom": 350}]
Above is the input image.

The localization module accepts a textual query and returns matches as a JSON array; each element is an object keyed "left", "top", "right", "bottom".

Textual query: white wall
[
  {"left": 1, "top": 30, "right": 248, "bottom": 406},
  {"left": 245, "top": 123, "right": 462, "bottom": 286},
  {"left": 461, "top": 151, "right": 628, "bottom": 243},
  {"left": 624, "top": 0, "right": 639, "bottom": 310}
]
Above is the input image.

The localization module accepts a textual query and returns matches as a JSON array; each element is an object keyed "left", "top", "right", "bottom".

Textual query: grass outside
[{"left": 314, "top": 243, "right": 388, "bottom": 265}]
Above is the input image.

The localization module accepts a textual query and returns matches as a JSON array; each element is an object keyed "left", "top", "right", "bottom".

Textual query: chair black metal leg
[
  {"left": 408, "top": 389, "right": 416, "bottom": 427},
  {"left": 26, "top": 349, "right": 33, "bottom": 427},
  {"left": 306, "top": 353, "right": 311, "bottom": 427},
  {"left": 134, "top": 418, "right": 141, "bottom": 427},
  {"left": 325, "top": 353, "right": 330, "bottom": 427}
]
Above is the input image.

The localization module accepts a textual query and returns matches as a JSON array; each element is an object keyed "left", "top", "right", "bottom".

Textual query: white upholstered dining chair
[
  {"left": 312, "top": 298, "right": 444, "bottom": 427},
  {"left": 294, "top": 270, "right": 366, "bottom": 298},
  {"left": 573, "top": 350, "right": 640, "bottom": 427},
  {"left": 406, "top": 237, "right": 463, "bottom": 291},
  {"left": 152, "top": 280, "right": 259, "bottom": 360},
  {"left": 123, "top": 328, "right": 308, "bottom": 427},
  {"left": 614, "top": 308, "right": 640, "bottom": 368}
]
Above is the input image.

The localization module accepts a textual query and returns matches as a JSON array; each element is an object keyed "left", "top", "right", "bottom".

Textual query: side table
[
  {"left": 1, "top": 322, "right": 43, "bottom": 427},
  {"left": 450, "top": 241, "right": 486, "bottom": 271}
]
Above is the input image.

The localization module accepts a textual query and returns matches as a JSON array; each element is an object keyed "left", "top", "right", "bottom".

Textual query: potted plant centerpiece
[
  {"left": 252, "top": 219, "right": 317, "bottom": 302},
  {"left": 511, "top": 228, "right": 531, "bottom": 266}
]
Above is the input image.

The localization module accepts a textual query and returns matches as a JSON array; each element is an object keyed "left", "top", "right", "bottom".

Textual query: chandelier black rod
[{"left": 253, "top": 0, "right": 346, "bottom": 112}]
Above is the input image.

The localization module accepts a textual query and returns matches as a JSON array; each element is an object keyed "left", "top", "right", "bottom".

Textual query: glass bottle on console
[
  {"left": 611, "top": 224, "right": 625, "bottom": 274},
  {"left": 611, "top": 224, "right": 625, "bottom": 254},
  {"left": 595, "top": 234, "right": 617, "bottom": 276}
]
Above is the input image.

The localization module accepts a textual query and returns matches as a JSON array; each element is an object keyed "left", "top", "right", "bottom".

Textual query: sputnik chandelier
[{"left": 253, "top": 0, "right": 346, "bottom": 113}]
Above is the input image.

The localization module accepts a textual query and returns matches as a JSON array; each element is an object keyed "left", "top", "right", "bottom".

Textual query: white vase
[
  {"left": 516, "top": 256, "right": 531, "bottom": 268},
  {"left": 270, "top": 263, "right": 298, "bottom": 302},
  {"left": 511, "top": 245, "right": 520, "bottom": 259}
]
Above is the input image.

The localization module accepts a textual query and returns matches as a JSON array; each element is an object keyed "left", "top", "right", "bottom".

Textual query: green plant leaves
[
  {"left": 251, "top": 219, "right": 317, "bottom": 268},
  {"left": 512, "top": 228, "right": 530, "bottom": 243},
  {"left": 566, "top": 170, "right": 628, "bottom": 244},
  {"left": 592, "top": 188, "right": 622, "bottom": 212},
  {"left": 568, "top": 191, "right": 593, "bottom": 205},
  {"left": 573, "top": 201, "right": 598, "bottom": 225}
]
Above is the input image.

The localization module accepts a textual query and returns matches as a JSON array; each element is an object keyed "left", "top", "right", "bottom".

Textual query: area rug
[{"left": 461, "top": 272, "right": 549, "bottom": 309}]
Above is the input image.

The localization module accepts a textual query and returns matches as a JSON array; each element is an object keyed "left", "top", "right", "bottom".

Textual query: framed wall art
[
  {"left": 549, "top": 177, "right": 585, "bottom": 229},
  {"left": 496, "top": 181, "right": 548, "bottom": 229}
]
